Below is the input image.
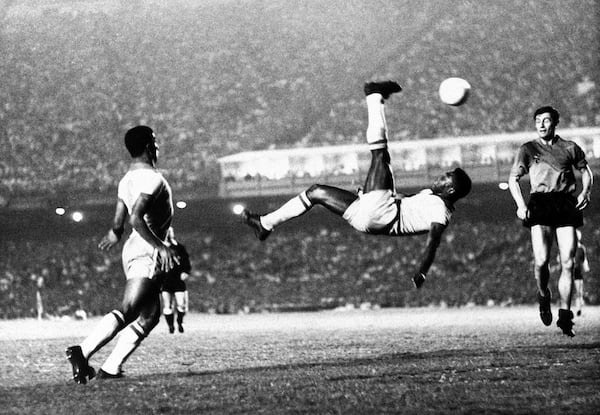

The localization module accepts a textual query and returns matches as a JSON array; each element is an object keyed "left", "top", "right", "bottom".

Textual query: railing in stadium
[{"left": 217, "top": 127, "right": 600, "bottom": 197}]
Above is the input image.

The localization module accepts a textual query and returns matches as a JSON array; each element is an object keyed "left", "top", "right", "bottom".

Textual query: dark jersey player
[
  {"left": 241, "top": 81, "right": 471, "bottom": 289},
  {"left": 508, "top": 106, "right": 593, "bottom": 337},
  {"left": 159, "top": 227, "right": 192, "bottom": 333}
]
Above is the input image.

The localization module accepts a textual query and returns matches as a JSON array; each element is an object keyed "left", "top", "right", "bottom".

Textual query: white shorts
[
  {"left": 122, "top": 233, "right": 160, "bottom": 280},
  {"left": 342, "top": 189, "right": 398, "bottom": 233}
]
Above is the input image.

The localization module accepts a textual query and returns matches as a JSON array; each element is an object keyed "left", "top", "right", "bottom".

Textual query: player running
[
  {"left": 66, "top": 125, "right": 179, "bottom": 383},
  {"left": 241, "top": 81, "right": 471, "bottom": 288},
  {"left": 508, "top": 106, "right": 593, "bottom": 337}
]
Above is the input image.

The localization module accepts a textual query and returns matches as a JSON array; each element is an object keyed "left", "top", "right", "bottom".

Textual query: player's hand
[
  {"left": 98, "top": 230, "right": 120, "bottom": 251},
  {"left": 180, "top": 272, "right": 189, "bottom": 281},
  {"left": 516, "top": 207, "right": 529, "bottom": 221},
  {"left": 412, "top": 272, "right": 426, "bottom": 289},
  {"left": 576, "top": 191, "right": 591, "bottom": 210},
  {"left": 157, "top": 245, "right": 180, "bottom": 272}
]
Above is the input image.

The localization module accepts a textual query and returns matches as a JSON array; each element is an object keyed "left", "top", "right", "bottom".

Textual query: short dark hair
[
  {"left": 124, "top": 125, "right": 155, "bottom": 157},
  {"left": 533, "top": 106, "right": 560, "bottom": 124},
  {"left": 451, "top": 167, "right": 471, "bottom": 200}
]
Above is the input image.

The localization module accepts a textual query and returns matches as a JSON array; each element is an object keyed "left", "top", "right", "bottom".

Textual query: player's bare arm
[
  {"left": 508, "top": 175, "right": 528, "bottom": 220},
  {"left": 412, "top": 222, "right": 445, "bottom": 289},
  {"left": 576, "top": 165, "right": 593, "bottom": 210},
  {"left": 99, "top": 199, "right": 128, "bottom": 251},
  {"left": 130, "top": 193, "right": 179, "bottom": 271}
]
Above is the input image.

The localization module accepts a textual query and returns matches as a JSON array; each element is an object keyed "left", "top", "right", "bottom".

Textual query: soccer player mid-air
[
  {"left": 66, "top": 125, "right": 179, "bottom": 383},
  {"left": 241, "top": 81, "right": 472, "bottom": 288}
]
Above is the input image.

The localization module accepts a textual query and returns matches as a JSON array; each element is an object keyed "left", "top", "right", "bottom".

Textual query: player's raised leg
[
  {"left": 242, "top": 80, "right": 401, "bottom": 240},
  {"left": 362, "top": 80, "right": 401, "bottom": 193}
]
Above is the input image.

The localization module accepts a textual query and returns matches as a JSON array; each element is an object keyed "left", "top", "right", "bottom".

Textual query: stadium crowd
[
  {"left": 0, "top": 0, "right": 598, "bottom": 319},
  {"left": 1, "top": 213, "right": 598, "bottom": 319},
  {"left": 0, "top": 0, "right": 598, "bottom": 198}
]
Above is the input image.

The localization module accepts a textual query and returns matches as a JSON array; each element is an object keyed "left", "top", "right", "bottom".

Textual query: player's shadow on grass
[{"left": 172, "top": 341, "right": 600, "bottom": 382}]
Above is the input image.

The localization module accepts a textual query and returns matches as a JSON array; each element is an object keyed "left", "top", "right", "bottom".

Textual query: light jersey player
[
  {"left": 242, "top": 81, "right": 472, "bottom": 288},
  {"left": 66, "top": 125, "right": 179, "bottom": 383}
]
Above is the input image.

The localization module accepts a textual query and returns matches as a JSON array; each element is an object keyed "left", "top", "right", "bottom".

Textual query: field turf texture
[{"left": 1, "top": 306, "right": 599, "bottom": 414}]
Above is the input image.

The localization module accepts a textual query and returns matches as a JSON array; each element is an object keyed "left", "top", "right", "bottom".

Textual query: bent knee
[
  {"left": 306, "top": 184, "right": 326, "bottom": 201},
  {"left": 137, "top": 314, "right": 161, "bottom": 333}
]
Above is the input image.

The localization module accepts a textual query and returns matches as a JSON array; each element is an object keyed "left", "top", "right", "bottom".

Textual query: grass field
[{"left": 1, "top": 306, "right": 599, "bottom": 414}]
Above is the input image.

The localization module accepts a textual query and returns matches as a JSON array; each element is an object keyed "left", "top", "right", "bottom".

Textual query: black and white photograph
[{"left": 0, "top": 0, "right": 599, "bottom": 413}]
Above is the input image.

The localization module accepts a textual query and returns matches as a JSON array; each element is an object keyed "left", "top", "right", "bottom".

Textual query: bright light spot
[
  {"left": 232, "top": 204, "right": 245, "bottom": 215},
  {"left": 176, "top": 201, "right": 187, "bottom": 209},
  {"left": 498, "top": 182, "right": 509, "bottom": 190},
  {"left": 55, "top": 207, "right": 66, "bottom": 216},
  {"left": 71, "top": 211, "right": 84, "bottom": 222}
]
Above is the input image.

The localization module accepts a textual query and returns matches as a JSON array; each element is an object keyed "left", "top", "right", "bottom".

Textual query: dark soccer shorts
[{"left": 524, "top": 192, "right": 583, "bottom": 228}]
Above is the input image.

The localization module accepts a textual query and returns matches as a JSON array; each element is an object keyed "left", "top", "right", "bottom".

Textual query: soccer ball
[{"left": 439, "top": 77, "right": 471, "bottom": 106}]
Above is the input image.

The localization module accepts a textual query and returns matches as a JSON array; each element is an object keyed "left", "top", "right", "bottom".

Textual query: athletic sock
[
  {"left": 365, "top": 93, "right": 388, "bottom": 150},
  {"left": 164, "top": 313, "right": 174, "bottom": 330},
  {"left": 80, "top": 310, "right": 125, "bottom": 359},
  {"left": 176, "top": 311, "right": 185, "bottom": 326},
  {"left": 101, "top": 321, "right": 146, "bottom": 375},
  {"left": 260, "top": 191, "right": 312, "bottom": 230}
]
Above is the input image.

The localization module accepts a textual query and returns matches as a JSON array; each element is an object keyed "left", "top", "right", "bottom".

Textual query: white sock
[
  {"left": 365, "top": 93, "right": 388, "bottom": 150},
  {"left": 261, "top": 191, "right": 312, "bottom": 230},
  {"left": 101, "top": 321, "right": 146, "bottom": 375},
  {"left": 80, "top": 310, "right": 124, "bottom": 359}
]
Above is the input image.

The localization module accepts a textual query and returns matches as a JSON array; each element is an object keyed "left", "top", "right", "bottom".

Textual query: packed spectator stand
[{"left": 0, "top": 0, "right": 598, "bottom": 318}]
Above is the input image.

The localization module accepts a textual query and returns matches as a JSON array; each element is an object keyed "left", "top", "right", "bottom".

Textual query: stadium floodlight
[
  {"left": 55, "top": 207, "right": 66, "bottom": 216},
  {"left": 176, "top": 201, "right": 187, "bottom": 209},
  {"left": 71, "top": 211, "right": 84, "bottom": 222},
  {"left": 232, "top": 203, "right": 245, "bottom": 215}
]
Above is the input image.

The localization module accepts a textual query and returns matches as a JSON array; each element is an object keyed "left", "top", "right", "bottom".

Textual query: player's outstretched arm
[
  {"left": 412, "top": 222, "right": 445, "bottom": 289},
  {"left": 99, "top": 199, "right": 128, "bottom": 250}
]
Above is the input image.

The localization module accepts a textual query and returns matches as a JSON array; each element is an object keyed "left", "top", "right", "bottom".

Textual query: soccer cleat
[
  {"left": 178, "top": 324, "right": 184, "bottom": 333},
  {"left": 364, "top": 80, "right": 402, "bottom": 99},
  {"left": 96, "top": 369, "right": 124, "bottom": 379},
  {"left": 66, "top": 345, "right": 95, "bottom": 385},
  {"left": 576, "top": 310, "right": 582, "bottom": 317},
  {"left": 537, "top": 291, "right": 552, "bottom": 326},
  {"left": 556, "top": 309, "right": 575, "bottom": 337},
  {"left": 412, "top": 273, "right": 426, "bottom": 289},
  {"left": 168, "top": 325, "right": 175, "bottom": 334},
  {"left": 241, "top": 209, "right": 272, "bottom": 241}
]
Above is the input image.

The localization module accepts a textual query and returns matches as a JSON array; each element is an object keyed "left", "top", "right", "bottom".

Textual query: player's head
[
  {"left": 124, "top": 125, "right": 158, "bottom": 162},
  {"left": 433, "top": 167, "right": 471, "bottom": 202},
  {"left": 449, "top": 167, "right": 471, "bottom": 201},
  {"left": 533, "top": 106, "right": 559, "bottom": 141}
]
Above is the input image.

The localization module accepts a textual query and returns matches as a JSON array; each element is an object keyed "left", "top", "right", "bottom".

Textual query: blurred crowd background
[
  {"left": 1, "top": 190, "right": 599, "bottom": 319},
  {"left": 0, "top": 0, "right": 598, "bottom": 197},
  {"left": 0, "top": 0, "right": 598, "bottom": 318}
]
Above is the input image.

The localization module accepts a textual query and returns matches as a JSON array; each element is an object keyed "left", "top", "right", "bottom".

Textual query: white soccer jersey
[
  {"left": 397, "top": 189, "right": 451, "bottom": 234},
  {"left": 118, "top": 167, "right": 173, "bottom": 279},
  {"left": 118, "top": 167, "right": 173, "bottom": 241}
]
